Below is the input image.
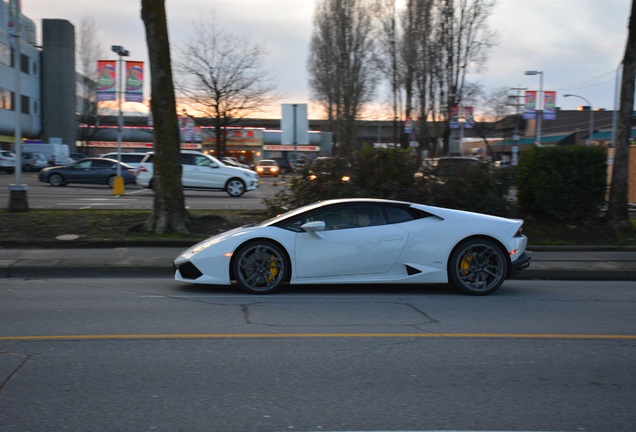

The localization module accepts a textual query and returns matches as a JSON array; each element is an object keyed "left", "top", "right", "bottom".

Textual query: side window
[
  {"left": 350, "top": 205, "right": 385, "bottom": 228},
  {"left": 75, "top": 160, "right": 92, "bottom": 168},
  {"left": 194, "top": 155, "right": 213, "bottom": 167},
  {"left": 93, "top": 159, "right": 114, "bottom": 168},
  {"left": 384, "top": 206, "right": 415, "bottom": 224},
  {"left": 180, "top": 154, "right": 196, "bottom": 165}
]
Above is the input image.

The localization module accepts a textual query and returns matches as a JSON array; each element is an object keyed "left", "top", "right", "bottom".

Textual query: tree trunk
[
  {"left": 606, "top": 0, "right": 635, "bottom": 231},
  {"left": 141, "top": 0, "right": 188, "bottom": 234}
]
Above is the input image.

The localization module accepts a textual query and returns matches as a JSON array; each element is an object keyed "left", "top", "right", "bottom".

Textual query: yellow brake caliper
[
  {"left": 268, "top": 255, "right": 279, "bottom": 282},
  {"left": 460, "top": 254, "right": 473, "bottom": 275}
]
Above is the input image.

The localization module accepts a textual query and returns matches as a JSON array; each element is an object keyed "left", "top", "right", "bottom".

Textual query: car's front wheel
[
  {"left": 226, "top": 178, "right": 245, "bottom": 197},
  {"left": 48, "top": 173, "right": 66, "bottom": 186},
  {"left": 232, "top": 241, "right": 290, "bottom": 294},
  {"left": 448, "top": 238, "right": 508, "bottom": 295}
]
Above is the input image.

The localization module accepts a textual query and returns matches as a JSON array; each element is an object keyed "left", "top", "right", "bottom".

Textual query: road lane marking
[{"left": 2, "top": 333, "right": 636, "bottom": 341}]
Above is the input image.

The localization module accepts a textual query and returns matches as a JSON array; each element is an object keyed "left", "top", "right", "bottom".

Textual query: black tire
[
  {"left": 448, "top": 238, "right": 508, "bottom": 295},
  {"left": 107, "top": 175, "right": 116, "bottom": 187},
  {"left": 48, "top": 173, "right": 66, "bottom": 186},
  {"left": 226, "top": 178, "right": 246, "bottom": 197},
  {"left": 232, "top": 240, "right": 290, "bottom": 294},
  {"left": 24, "top": 165, "right": 33, "bottom": 172}
]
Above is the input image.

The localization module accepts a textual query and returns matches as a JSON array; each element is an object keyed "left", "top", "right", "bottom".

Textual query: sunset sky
[{"left": 18, "top": 0, "right": 634, "bottom": 119}]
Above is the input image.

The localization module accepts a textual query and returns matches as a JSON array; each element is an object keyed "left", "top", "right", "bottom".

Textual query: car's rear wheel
[
  {"left": 226, "top": 178, "right": 245, "bottom": 197},
  {"left": 232, "top": 241, "right": 290, "bottom": 294},
  {"left": 107, "top": 175, "right": 116, "bottom": 187},
  {"left": 48, "top": 173, "right": 66, "bottom": 186},
  {"left": 448, "top": 238, "right": 507, "bottom": 295}
]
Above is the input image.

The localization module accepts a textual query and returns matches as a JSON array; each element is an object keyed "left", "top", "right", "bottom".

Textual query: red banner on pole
[
  {"left": 96, "top": 60, "right": 116, "bottom": 101},
  {"left": 543, "top": 91, "right": 557, "bottom": 120},
  {"left": 523, "top": 90, "right": 537, "bottom": 120},
  {"left": 125, "top": 61, "right": 144, "bottom": 102}
]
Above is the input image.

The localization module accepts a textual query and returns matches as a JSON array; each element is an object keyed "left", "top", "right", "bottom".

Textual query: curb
[
  {"left": 1, "top": 264, "right": 174, "bottom": 279},
  {"left": 2, "top": 265, "right": 635, "bottom": 282}
]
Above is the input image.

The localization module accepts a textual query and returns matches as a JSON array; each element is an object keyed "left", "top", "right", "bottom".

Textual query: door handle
[{"left": 383, "top": 236, "right": 403, "bottom": 242}]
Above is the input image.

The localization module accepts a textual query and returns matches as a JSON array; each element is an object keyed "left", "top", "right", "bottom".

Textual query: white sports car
[{"left": 174, "top": 198, "right": 531, "bottom": 295}]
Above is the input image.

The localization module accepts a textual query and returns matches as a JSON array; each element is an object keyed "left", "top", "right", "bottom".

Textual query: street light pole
[
  {"left": 524, "top": 70, "right": 543, "bottom": 145},
  {"left": 564, "top": 94, "right": 595, "bottom": 145},
  {"left": 7, "top": 1, "right": 28, "bottom": 212},
  {"left": 111, "top": 45, "right": 129, "bottom": 195}
]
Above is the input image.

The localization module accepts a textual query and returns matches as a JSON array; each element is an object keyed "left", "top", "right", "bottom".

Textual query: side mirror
[{"left": 301, "top": 220, "right": 326, "bottom": 238}]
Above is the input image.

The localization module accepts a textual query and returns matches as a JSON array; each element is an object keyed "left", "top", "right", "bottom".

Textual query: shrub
[
  {"left": 516, "top": 145, "right": 607, "bottom": 221},
  {"left": 424, "top": 163, "right": 517, "bottom": 217},
  {"left": 262, "top": 147, "right": 516, "bottom": 217}
]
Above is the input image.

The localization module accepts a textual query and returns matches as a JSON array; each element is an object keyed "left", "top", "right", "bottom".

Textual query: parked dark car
[
  {"left": 69, "top": 152, "right": 87, "bottom": 161},
  {"left": 416, "top": 156, "right": 484, "bottom": 179},
  {"left": 38, "top": 157, "right": 137, "bottom": 187},
  {"left": 271, "top": 157, "right": 294, "bottom": 174}
]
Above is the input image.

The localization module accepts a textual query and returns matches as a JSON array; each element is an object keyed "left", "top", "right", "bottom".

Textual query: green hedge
[
  {"left": 516, "top": 145, "right": 607, "bottom": 221},
  {"left": 262, "top": 148, "right": 516, "bottom": 217}
]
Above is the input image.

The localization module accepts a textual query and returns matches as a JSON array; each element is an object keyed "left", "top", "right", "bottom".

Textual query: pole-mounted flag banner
[
  {"left": 449, "top": 106, "right": 460, "bottom": 129},
  {"left": 543, "top": 91, "right": 557, "bottom": 120},
  {"left": 6, "top": 0, "right": 21, "bottom": 52},
  {"left": 96, "top": 60, "right": 117, "bottom": 101},
  {"left": 463, "top": 106, "right": 475, "bottom": 129},
  {"left": 7, "top": 0, "right": 21, "bottom": 35},
  {"left": 125, "top": 61, "right": 144, "bottom": 102},
  {"left": 523, "top": 90, "right": 537, "bottom": 120}
]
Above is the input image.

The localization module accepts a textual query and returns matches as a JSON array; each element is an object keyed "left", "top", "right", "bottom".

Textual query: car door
[
  {"left": 293, "top": 205, "right": 408, "bottom": 278},
  {"left": 66, "top": 159, "right": 94, "bottom": 183},
  {"left": 182, "top": 153, "right": 225, "bottom": 188},
  {"left": 191, "top": 154, "right": 225, "bottom": 189},
  {"left": 81, "top": 159, "right": 115, "bottom": 183}
]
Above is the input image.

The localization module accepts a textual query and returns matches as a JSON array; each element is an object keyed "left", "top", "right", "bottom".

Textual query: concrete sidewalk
[{"left": 1, "top": 246, "right": 636, "bottom": 280}]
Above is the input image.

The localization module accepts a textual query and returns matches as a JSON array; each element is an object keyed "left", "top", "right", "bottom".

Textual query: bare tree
[
  {"left": 173, "top": 16, "right": 279, "bottom": 157},
  {"left": 400, "top": 0, "right": 436, "bottom": 157},
  {"left": 373, "top": 0, "right": 403, "bottom": 146},
  {"left": 606, "top": 0, "right": 635, "bottom": 230},
  {"left": 308, "top": 0, "right": 378, "bottom": 154},
  {"left": 467, "top": 85, "right": 516, "bottom": 158},
  {"left": 76, "top": 17, "right": 105, "bottom": 151},
  {"left": 141, "top": 0, "right": 188, "bottom": 234},
  {"left": 400, "top": 0, "right": 497, "bottom": 156}
]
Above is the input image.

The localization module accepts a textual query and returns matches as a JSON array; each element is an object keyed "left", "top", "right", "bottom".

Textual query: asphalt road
[
  {"left": 1, "top": 278, "right": 635, "bottom": 432},
  {"left": 0, "top": 171, "right": 283, "bottom": 210}
]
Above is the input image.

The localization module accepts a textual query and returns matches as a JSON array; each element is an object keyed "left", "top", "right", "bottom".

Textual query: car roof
[{"left": 102, "top": 152, "right": 149, "bottom": 156}]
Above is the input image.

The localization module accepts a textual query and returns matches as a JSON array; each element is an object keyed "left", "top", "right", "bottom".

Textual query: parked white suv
[
  {"left": 0, "top": 150, "right": 16, "bottom": 174},
  {"left": 136, "top": 150, "right": 259, "bottom": 197},
  {"left": 100, "top": 152, "right": 149, "bottom": 174}
]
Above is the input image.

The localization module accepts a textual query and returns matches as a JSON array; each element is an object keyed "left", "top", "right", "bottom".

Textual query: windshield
[{"left": 257, "top": 201, "right": 331, "bottom": 227}]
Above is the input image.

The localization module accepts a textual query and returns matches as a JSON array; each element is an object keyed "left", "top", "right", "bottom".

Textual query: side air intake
[
  {"left": 405, "top": 265, "right": 422, "bottom": 276},
  {"left": 175, "top": 262, "right": 203, "bottom": 280}
]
